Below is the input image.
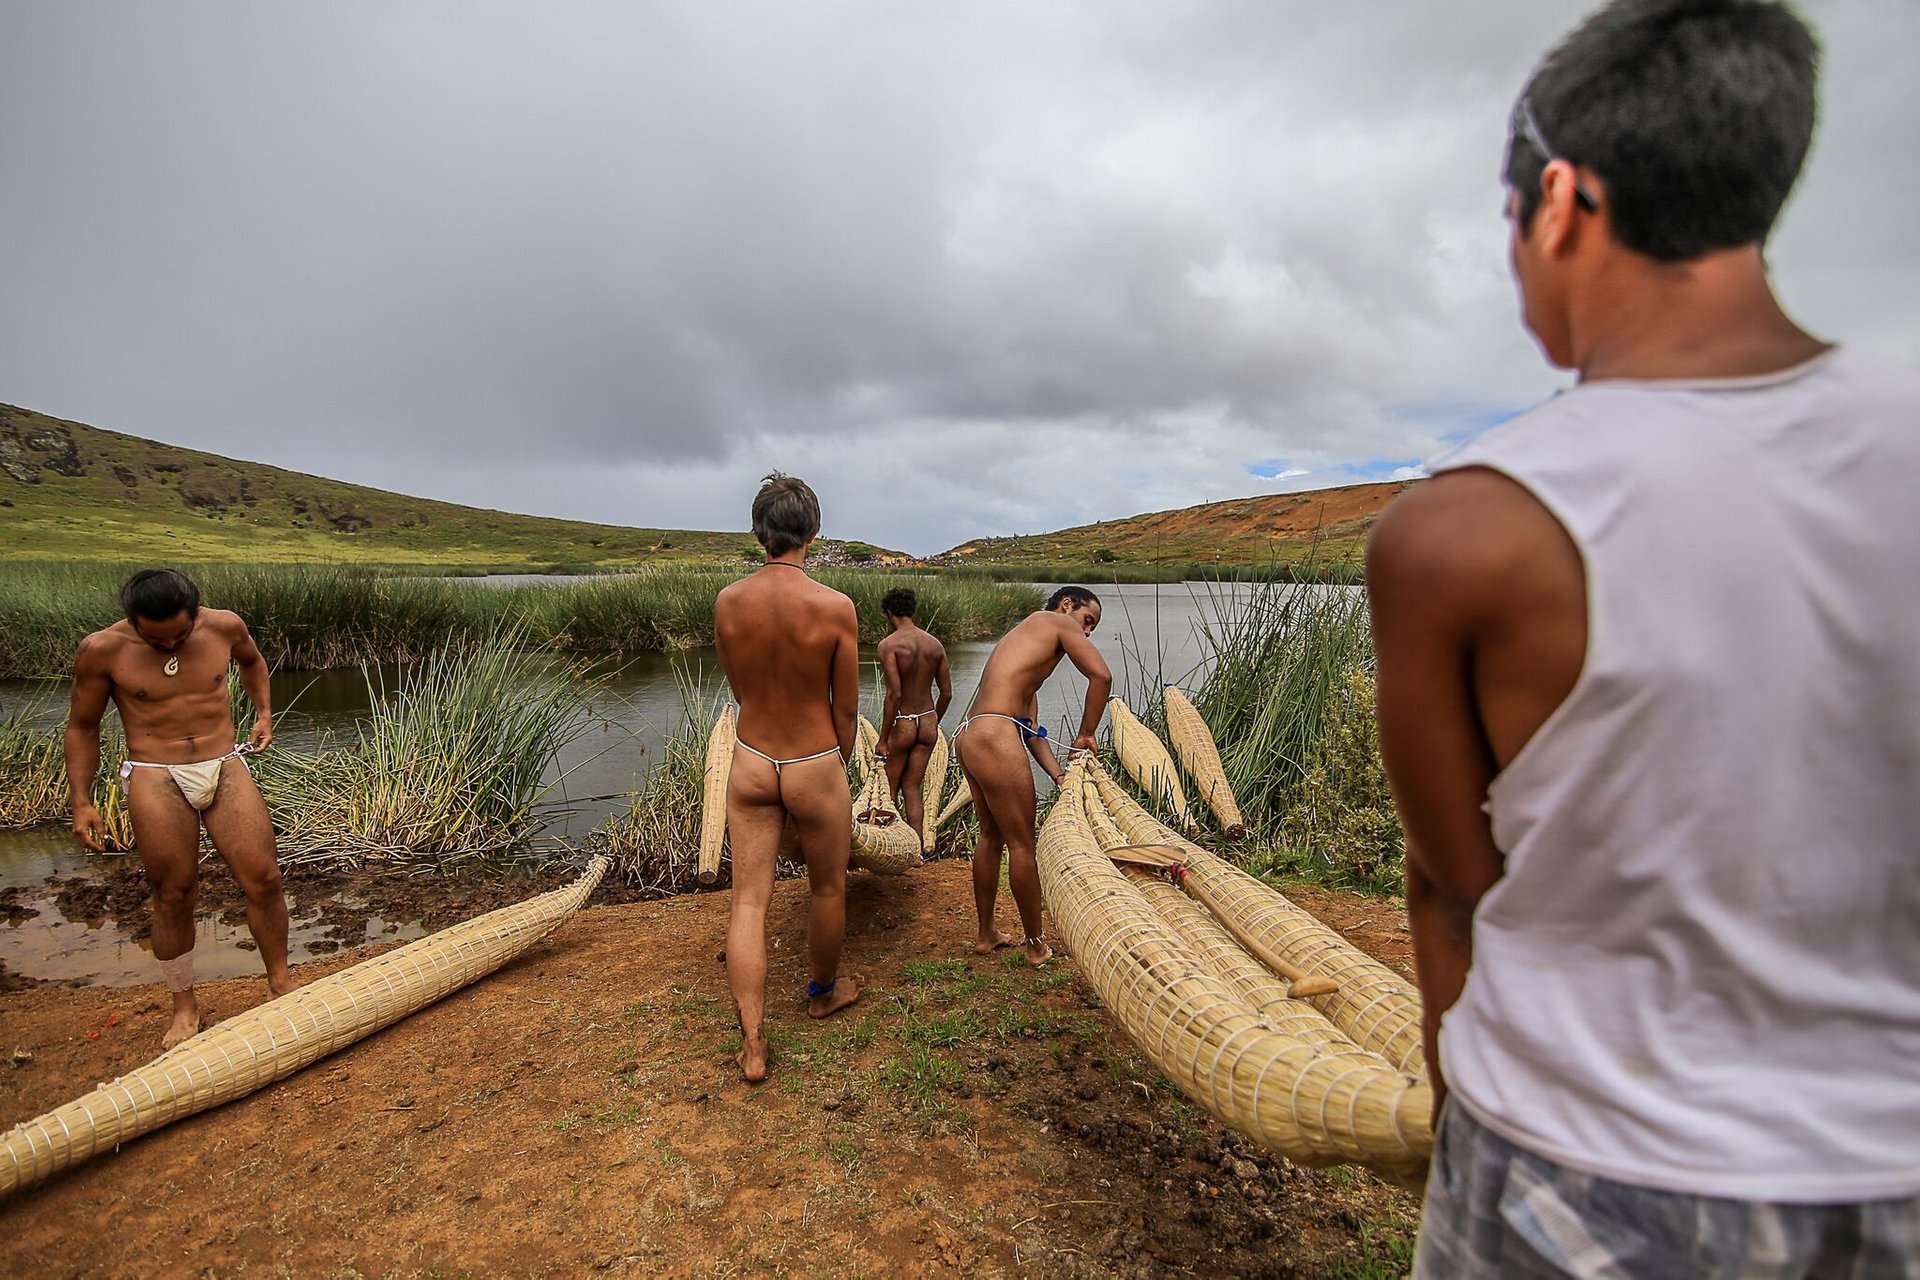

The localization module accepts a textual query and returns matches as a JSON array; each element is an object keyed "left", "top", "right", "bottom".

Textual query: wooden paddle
[{"left": 1105, "top": 843, "right": 1340, "bottom": 998}]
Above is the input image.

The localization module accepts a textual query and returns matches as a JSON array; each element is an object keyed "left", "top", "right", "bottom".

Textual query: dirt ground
[{"left": 0, "top": 859, "right": 1422, "bottom": 1278}]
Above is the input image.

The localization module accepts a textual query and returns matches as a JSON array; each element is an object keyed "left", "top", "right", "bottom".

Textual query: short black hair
[
  {"left": 882, "top": 587, "right": 917, "bottom": 618},
  {"left": 1045, "top": 586, "right": 1100, "bottom": 612},
  {"left": 751, "top": 472, "right": 822, "bottom": 558},
  {"left": 1508, "top": 0, "right": 1819, "bottom": 262},
  {"left": 121, "top": 568, "right": 201, "bottom": 622}
]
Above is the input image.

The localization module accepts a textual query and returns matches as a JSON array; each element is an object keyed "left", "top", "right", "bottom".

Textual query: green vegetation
[
  {"left": 1134, "top": 579, "right": 1405, "bottom": 894},
  {"left": 0, "top": 400, "right": 899, "bottom": 567},
  {"left": 593, "top": 677, "right": 724, "bottom": 892},
  {"left": 257, "top": 642, "right": 600, "bottom": 866},
  {"left": 0, "top": 562, "right": 1039, "bottom": 679},
  {"left": 932, "top": 559, "right": 1365, "bottom": 585}
]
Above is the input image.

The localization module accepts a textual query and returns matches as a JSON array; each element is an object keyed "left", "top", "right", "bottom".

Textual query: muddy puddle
[{"left": 0, "top": 828, "right": 431, "bottom": 988}]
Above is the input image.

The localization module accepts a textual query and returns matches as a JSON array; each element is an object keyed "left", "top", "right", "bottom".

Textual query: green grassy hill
[
  {"left": 938, "top": 479, "right": 1412, "bottom": 571},
  {"left": 0, "top": 402, "right": 898, "bottom": 568}
]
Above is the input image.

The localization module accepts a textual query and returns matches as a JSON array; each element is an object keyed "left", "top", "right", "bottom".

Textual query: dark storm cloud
[{"left": 1, "top": 1, "right": 1912, "bottom": 553}]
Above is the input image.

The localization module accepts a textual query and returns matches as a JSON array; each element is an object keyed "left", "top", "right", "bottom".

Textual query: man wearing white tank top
[{"left": 1368, "top": 1, "right": 1920, "bottom": 1275}]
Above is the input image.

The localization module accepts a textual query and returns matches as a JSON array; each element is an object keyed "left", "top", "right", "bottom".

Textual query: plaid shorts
[{"left": 1413, "top": 1102, "right": 1920, "bottom": 1279}]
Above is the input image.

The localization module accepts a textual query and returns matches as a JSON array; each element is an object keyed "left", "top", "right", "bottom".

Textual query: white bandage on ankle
[{"left": 158, "top": 949, "right": 195, "bottom": 992}]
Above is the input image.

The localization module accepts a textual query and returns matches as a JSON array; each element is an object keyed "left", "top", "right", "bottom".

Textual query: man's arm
[
  {"left": 64, "top": 636, "right": 113, "bottom": 852},
  {"left": 1059, "top": 623, "right": 1112, "bottom": 752},
  {"left": 1365, "top": 481, "right": 1509, "bottom": 1119},
  {"left": 1024, "top": 693, "right": 1064, "bottom": 784},
  {"left": 829, "top": 598, "right": 860, "bottom": 763},
  {"left": 877, "top": 641, "right": 903, "bottom": 759},
  {"left": 933, "top": 647, "right": 953, "bottom": 721},
  {"left": 229, "top": 613, "right": 274, "bottom": 751}
]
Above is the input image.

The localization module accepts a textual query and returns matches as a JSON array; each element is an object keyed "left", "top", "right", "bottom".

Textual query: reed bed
[
  {"left": 257, "top": 642, "right": 601, "bottom": 868},
  {"left": 0, "top": 563, "right": 1039, "bottom": 679},
  {"left": 1172, "top": 579, "right": 1403, "bottom": 891},
  {"left": 595, "top": 680, "right": 728, "bottom": 893}
]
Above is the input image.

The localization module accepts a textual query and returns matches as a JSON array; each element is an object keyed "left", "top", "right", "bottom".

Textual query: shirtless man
[
  {"left": 713, "top": 473, "right": 863, "bottom": 1083},
  {"left": 875, "top": 587, "right": 952, "bottom": 838},
  {"left": 952, "top": 586, "right": 1111, "bottom": 966},
  {"left": 65, "top": 568, "right": 297, "bottom": 1050}
]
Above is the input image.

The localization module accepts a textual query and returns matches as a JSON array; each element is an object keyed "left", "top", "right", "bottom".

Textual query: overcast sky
[{"left": 1, "top": 2, "right": 1913, "bottom": 555}]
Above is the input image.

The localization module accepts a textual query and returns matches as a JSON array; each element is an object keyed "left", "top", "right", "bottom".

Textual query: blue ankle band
[{"left": 807, "top": 978, "right": 837, "bottom": 999}]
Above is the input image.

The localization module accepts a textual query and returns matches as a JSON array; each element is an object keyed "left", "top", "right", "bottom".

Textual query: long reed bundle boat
[
  {"left": 918, "top": 730, "right": 950, "bottom": 855},
  {"left": 697, "top": 705, "right": 736, "bottom": 885},
  {"left": 1106, "top": 697, "right": 1196, "bottom": 832},
  {"left": 1161, "top": 685, "right": 1246, "bottom": 839},
  {"left": 1037, "top": 760, "right": 1430, "bottom": 1186},
  {"left": 1, "top": 857, "right": 610, "bottom": 1201},
  {"left": 850, "top": 761, "right": 919, "bottom": 875}
]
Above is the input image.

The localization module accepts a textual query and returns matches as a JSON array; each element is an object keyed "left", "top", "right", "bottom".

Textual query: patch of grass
[{"left": 1324, "top": 1213, "right": 1419, "bottom": 1280}]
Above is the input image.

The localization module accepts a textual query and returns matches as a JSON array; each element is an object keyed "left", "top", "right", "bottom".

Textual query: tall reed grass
[
  {"left": 0, "top": 563, "right": 1039, "bottom": 679},
  {"left": 1170, "top": 579, "right": 1404, "bottom": 893},
  {"left": 260, "top": 642, "right": 601, "bottom": 867},
  {"left": 592, "top": 676, "right": 727, "bottom": 893}
]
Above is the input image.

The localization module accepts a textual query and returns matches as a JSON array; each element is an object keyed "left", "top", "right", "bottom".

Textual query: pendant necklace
[{"left": 163, "top": 656, "right": 179, "bottom": 677}]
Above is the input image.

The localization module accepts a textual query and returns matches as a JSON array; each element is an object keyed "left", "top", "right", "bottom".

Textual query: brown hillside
[{"left": 941, "top": 480, "right": 1415, "bottom": 567}]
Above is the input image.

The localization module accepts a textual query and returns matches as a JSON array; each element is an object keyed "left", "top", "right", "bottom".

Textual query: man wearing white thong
[{"left": 66, "top": 568, "right": 300, "bottom": 1050}]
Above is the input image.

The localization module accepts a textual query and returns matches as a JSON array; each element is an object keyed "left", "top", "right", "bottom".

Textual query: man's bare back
[
  {"left": 877, "top": 596, "right": 952, "bottom": 834},
  {"left": 713, "top": 476, "right": 864, "bottom": 1084}
]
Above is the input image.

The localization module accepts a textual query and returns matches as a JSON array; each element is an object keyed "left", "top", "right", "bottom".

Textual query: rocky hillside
[{"left": 0, "top": 402, "right": 896, "bottom": 567}]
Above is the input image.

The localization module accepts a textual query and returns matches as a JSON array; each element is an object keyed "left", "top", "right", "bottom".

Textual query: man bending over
[
  {"left": 714, "top": 473, "right": 862, "bottom": 1083},
  {"left": 953, "top": 586, "right": 1110, "bottom": 966},
  {"left": 876, "top": 587, "right": 952, "bottom": 839},
  {"left": 66, "top": 568, "right": 297, "bottom": 1050}
]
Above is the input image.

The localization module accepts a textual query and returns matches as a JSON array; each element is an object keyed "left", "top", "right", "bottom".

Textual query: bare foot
[
  {"left": 160, "top": 1001, "right": 201, "bottom": 1051},
  {"left": 808, "top": 977, "right": 861, "bottom": 1020},
  {"left": 1023, "top": 938, "right": 1054, "bottom": 968},
  {"left": 735, "top": 1035, "right": 768, "bottom": 1084},
  {"left": 973, "top": 930, "right": 1014, "bottom": 955},
  {"left": 267, "top": 973, "right": 304, "bottom": 999}
]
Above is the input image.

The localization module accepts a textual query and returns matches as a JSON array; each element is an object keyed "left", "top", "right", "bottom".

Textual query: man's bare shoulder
[
  {"left": 1368, "top": 469, "right": 1568, "bottom": 588},
  {"left": 75, "top": 624, "right": 133, "bottom": 671},
  {"left": 200, "top": 607, "right": 248, "bottom": 638}
]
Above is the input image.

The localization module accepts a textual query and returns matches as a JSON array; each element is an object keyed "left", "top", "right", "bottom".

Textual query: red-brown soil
[{"left": 0, "top": 860, "right": 1420, "bottom": 1277}]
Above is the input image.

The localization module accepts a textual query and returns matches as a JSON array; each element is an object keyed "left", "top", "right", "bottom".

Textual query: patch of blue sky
[{"left": 1245, "top": 459, "right": 1309, "bottom": 480}]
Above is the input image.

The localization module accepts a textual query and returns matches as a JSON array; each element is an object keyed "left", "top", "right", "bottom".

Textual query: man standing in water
[
  {"left": 66, "top": 568, "right": 297, "bottom": 1050},
  {"left": 875, "top": 587, "right": 952, "bottom": 840},
  {"left": 714, "top": 473, "right": 862, "bottom": 1083},
  {"left": 953, "top": 586, "right": 1110, "bottom": 966},
  {"left": 1368, "top": 1, "right": 1920, "bottom": 1271}
]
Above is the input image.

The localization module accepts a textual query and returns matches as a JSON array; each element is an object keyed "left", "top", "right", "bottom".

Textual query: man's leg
[
  {"left": 784, "top": 757, "right": 859, "bottom": 1018},
  {"left": 957, "top": 731, "right": 1027, "bottom": 955},
  {"left": 882, "top": 721, "right": 913, "bottom": 814},
  {"left": 898, "top": 737, "right": 933, "bottom": 836},
  {"left": 724, "top": 759, "right": 784, "bottom": 1082},
  {"left": 201, "top": 760, "right": 297, "bottom": 997},
  {"left": 125, "top": 768, "right": 206, "bottom": 1049}
]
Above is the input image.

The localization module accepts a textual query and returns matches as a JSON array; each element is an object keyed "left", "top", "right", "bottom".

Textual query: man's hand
[
  {"left": 1072, "top": 733, "right": 1097, "bottom": 754},
  {"left": 72, "top": 803, "right": 105, "bottom": 852},
  {"left": 247, "top": 717, "right": 273, "bottom": 752}
]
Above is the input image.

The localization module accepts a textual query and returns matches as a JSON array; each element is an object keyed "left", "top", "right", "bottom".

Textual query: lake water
[{"left": 0, "top": 580, "right": 1276, "bottom": 984}]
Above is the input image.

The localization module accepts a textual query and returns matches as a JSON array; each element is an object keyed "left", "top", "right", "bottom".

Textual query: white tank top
[{"left": 1433, "top": 348, "right": 1920, "bottom": 1202}]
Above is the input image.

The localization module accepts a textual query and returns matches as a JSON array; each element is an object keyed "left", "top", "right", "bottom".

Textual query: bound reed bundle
[
  {"left": 1038, "top": 766, "right": 1429, "bottom": 1182},
  {"left": 849, "top": 766, "right": 917, "bottom": 875},
  {"left": 697, "top": 705, "right": 736, "bottom": 886},
  {"left": 1, "top": 857, "right": 609, "bottom": 1201},
  {"left": 1162, "top": 685, "right": 1246, "bottom": 839},
  {"left": 856, "top": 715, "right": 881, "bottom": 776},
  {"left": 919, "top": 730, "right": 950, "bottom": 855},
  {"left": 1107, "top": 697, "right": 1195, "bottom": 831},
  {"left": 1089, "top": 769, "right": 1425, "bottom": 1075},
  {"left": 936, "top": 776, "right": 974, "bottom": 826}
]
